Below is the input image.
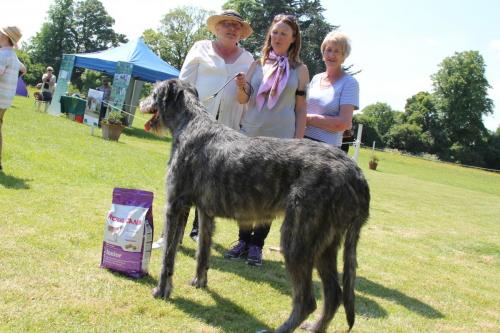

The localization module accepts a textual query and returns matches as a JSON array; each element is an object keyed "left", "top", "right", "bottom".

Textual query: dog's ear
[{"left": 185, "top": 85, "right": 199, "bottom": 99}]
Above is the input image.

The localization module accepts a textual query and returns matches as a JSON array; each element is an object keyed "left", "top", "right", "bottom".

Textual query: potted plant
[
  {"left": 101, "top": 110, "right": 125, "bottom": 141},
  {"left": 369, "top": 154, "right": 379, "bottom": 170}
]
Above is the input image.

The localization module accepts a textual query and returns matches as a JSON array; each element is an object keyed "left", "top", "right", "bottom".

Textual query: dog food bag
[{"left": 101, "top": 188, "right": 154, "bottom": 278}]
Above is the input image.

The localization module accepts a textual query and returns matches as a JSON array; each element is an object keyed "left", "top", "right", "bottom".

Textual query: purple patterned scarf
[{"left": 256, "top": 51, "right": 290, "bottom": 111}]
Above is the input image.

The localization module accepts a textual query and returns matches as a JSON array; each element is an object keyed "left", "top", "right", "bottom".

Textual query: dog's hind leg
[
  {"left": 191, "top": 208, "right": 214, "bottom": 288},
  {"left": 153, "top": 200, "right": 190, "bottom": 299},
  {"left": 273, "top": 214, "right": 317, "bottom": 333},
  {"left": 301, "top": 233, "right": 343, "bottom": 333}
]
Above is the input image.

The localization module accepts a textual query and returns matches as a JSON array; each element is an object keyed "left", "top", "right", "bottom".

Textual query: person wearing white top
[
  {"left": 152, "top": 10, "right": 254, "bottom": 249},
  {"left": 305, "top": 31, "right": 359, "bottom": 152},
  {"left": 0, "top": 26, "right": 26, "bottom": 172}
]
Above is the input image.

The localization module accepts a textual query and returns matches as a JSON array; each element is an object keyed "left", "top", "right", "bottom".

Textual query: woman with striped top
[{"left": 305, "top": 32, "right": 359, "bottom": 152}]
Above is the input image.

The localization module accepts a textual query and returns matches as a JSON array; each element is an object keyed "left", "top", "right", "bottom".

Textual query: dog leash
[{"left": 202, "top": 73, "right": 242, "bottom": 102}]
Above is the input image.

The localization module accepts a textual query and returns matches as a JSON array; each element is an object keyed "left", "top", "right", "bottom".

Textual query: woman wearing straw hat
[
  {"left": 0, "top": 26, "right": 26, "bottom": 172},
  {"left": 152, "top": 9, "right": 254, "bottom": 249}
]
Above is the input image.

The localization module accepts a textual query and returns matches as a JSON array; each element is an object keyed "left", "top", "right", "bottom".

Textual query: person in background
[
  {"left": 304, "top": 31, "right": 359, "bottom": 152},
  {"left": 41, "top": 66, "right": 57, "bottom": 102},
  {"left": 0, "top": 26, "right": 26, "bottom": 172},
  {"left": 152, "top": 9, "right": 254, "bottom": 249},
  {"left": 97, "top": 77, "right": 112, "bottom": 124},
  {"left": 229, "top": 14, "right": 309, "bottom": 266}
]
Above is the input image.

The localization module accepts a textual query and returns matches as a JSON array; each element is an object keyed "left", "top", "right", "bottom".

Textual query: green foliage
[
  {"left": 73, "top": 0, "right": 127, "bottom": 53},
  {"left": 143, "top": 6, "right": 213, "bottom": 70},
  {"left": 355, "top": 102, "right": 401, "bottom": 148},
  {"left": 431, "top": 51, "right": 493, "bottom": 148},
  {"left": 80, "top": 69, "right": 104, "bottom": 94},
  {"left": 224, "top": 0, "right": 335, "bottom": 74},
  {"left": 25, "top": 0, "right": 76, "bottom": 71},
  {"left": 103, "top": 110, "right": 124, "bottom": 125},
  {"left": 385, "top": 123, "right": 432, "bottom": 153},
  {"left": 15, "top": 50, "right": 45, "bottom": 86},
  {"left": 25, "top": 0, "right": 126, "bottom": 73},
  {"left": 353, "top": 113, "right": 384, "bottom": 148}
]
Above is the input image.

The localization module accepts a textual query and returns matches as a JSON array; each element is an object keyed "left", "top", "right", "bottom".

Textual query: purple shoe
[
  {"left": 224, "top": 240, "right": 248, "bottom": 259},
  {"left": 247, "top": 244, "right": 263, "bottom": 266}
]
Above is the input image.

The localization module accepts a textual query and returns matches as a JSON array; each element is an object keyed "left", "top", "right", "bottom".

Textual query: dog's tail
[{"left": 343, "top": 223, "right": 361, "bottom": 330}]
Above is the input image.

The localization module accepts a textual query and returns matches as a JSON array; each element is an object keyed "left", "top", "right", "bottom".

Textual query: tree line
[
  {"left": 18, "top": 0, "right": 499, "bottom": 170},
  {"left": 354, "top": 51, "right": 499, "bottom": 169}
]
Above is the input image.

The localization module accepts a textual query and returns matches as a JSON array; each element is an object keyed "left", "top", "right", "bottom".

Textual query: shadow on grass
[
  {"left": 356, "top": 276, "right": 444, "bottom": 318},
  {"left": 178, "top": 242, "right": 443, "bottom": 320},
  {"left": 123, "top": 126, "right": 171, "bottom": 143},
  {"left": 172, "top": 288, "right": 271, "bottom": 333},
  {"left": 0, "top": 172, "right": 31, "bottom": 189}
]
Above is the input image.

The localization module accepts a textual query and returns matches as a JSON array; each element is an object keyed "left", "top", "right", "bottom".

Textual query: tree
[
  {"left": 223, "top": 0, "right": 334, "bottom": 74},
  {"left": 360, "top": 102, "right": 400, "bottom": 141},
  {"left": 403, "top": 91, "right": 447, "bottom": 154},
  {"left": 73, "top": 0, "right": 126, "bottom": 53},
  {"left": 25, "top": 0, "right": 126, "bottom": 74},
  {"left": 431, "top": 51, "right": 493, "bottom": 149},
  {"left": 385, "top": 123, "right": 432, "bottom": 153},
  {"left": 16, "top": 50, "right": 45, "bottom": 86},
  {"left": 26, "top": 0, "right": 76, "bottom": 72},
  {"left": 143, "top": 6, "right": 213, "bottom": 70}
]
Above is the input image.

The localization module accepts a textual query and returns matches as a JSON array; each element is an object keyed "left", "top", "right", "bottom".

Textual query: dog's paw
[
  {"left": 152, "top": 286, "right": 171, "bottom": 299},
  {"left": 300, "top": 322, "right": 321, "bottom": 332},
  {"left": 190, "top": 276, "right": 207, "bottom": 288}
]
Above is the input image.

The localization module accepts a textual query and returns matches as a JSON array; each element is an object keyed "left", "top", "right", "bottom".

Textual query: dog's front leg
[
  {"left": 153, "top": 200, "right": 189, "bottom": 299},
  {"left": 191, "top": 208, "right": 214, "bottom": 288}
]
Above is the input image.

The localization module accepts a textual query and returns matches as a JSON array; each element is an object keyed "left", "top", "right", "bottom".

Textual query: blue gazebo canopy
[{"left": 71, "top": 37, "right": 179, "bottom": 83}]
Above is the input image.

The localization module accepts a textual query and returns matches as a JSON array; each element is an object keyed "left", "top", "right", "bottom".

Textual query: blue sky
[
  {"left": 3, "top": 0, "right": 498, "bottom": 131},
  {"left": 322, "top": 0, "right": 499, "bottom": 131}
]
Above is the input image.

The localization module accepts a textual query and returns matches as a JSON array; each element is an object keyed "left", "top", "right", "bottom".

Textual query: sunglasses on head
[{"left": 274, "top": 14, "right": 297, "bottom": 22}]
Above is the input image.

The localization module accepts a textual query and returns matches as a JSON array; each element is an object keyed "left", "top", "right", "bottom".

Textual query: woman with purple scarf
[{"left": 225, "top": 14, "right": 309, "bottom": 266}]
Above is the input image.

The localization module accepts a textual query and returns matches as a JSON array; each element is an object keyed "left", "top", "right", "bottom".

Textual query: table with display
[{"left": 60, "top": 95, "right": 86, "bottom": 116}]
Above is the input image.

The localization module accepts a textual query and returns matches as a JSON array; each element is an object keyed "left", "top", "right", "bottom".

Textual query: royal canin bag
[{"left": 100, "top": 188, "right": 154, "bottom": 278}]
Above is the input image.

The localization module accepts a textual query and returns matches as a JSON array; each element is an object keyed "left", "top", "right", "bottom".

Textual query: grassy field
[{"left": 1, "top": 94, "right": 499, "bottom": 332}]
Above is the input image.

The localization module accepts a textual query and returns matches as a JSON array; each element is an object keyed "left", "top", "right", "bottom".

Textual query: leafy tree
[
  {"left": 360, "top": 102, "right": 400, "bottom": 141},
  {"left": 26, "top": 0, "right": 76, "bottom": 72},
  {"left": 431, "top": 51, "right": 493, "bottom": 149},
  {"left": 223, "top": 0, "right": 334, "bottom": 74},
  {"left": 73, "top": 0, "right": 126, "bottom": 53},
  {"left": 16, "top": 50, "right": 45, "bottom": 86},
  {"left": 353, "top": 114, "right": 383, "bottom": 148},
  {"left": 483, "top": 131, "right": 500, "bottom": 169},
  {"left": 385, "top": 123, "right": 432, "bottom": 153},
  {"left": 403, "top": 91, "right": 448, "bottom": 154},
  {"left": 25, "top": 0, "right": 126, "bottom": 75},
  {"left": 143, "top": 6, "right": 213, "bottom": 70}
]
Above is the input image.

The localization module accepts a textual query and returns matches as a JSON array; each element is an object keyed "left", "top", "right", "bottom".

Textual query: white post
[
  {"left": 372, "top": 141, "right": 376, "bottom": 153},
  {"left": 352, "top": 123, "right": 363, "bottom": 163}
]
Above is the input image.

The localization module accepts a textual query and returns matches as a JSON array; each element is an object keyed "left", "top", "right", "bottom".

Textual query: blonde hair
[
  {"left": 260, "top": 15, "right": 302, "bottom": 68},
  {"left": 321, "top": 32, "right": 351, "bottom": 58}
]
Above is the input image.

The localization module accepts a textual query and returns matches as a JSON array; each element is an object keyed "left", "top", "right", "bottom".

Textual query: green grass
[{"left": 1, "top": 94, "right": 499, "bottom": 332}]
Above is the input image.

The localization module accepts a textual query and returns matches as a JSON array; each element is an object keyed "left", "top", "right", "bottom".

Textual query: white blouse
[{"left": 179, "top": 40, "right": 254, "bottom": 130}]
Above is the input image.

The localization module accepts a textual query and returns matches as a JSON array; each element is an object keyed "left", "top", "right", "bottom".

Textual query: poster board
[
  {"left": 48, "top": 54, "right": 75, "bottom": 115},
  {"left": 84, "top": 89, "right": 104, "bottom": 127},
  {"left": 107, "top": 62, "right": 133, "bottom": 117}
]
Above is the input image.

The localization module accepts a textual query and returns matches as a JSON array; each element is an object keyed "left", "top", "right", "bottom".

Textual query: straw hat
[
  {"left": 46, "top": 66, "right": 54, "bottom": 71},
  {"left": 0, "top": 26, "right": 22, "bottom": 47},
  {"left": 207, "top": 10, "right": 253, "bottom": 40}
]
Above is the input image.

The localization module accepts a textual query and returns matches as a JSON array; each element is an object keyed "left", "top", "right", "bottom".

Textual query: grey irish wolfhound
[{"left": 140, "top": 79, "right": 370, "bottom": 333}]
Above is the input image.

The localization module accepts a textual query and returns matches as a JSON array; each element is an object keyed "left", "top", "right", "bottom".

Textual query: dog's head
[{"left": 140, "top": 79, "right": 199, "bottom": 135}]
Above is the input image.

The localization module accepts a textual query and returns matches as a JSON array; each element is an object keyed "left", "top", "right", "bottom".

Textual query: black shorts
[{"left": 41, "top": 91, "right": 53, "bottom": 102}]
